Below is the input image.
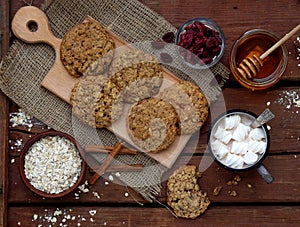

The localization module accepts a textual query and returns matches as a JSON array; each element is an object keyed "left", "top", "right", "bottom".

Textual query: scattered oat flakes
[
  {"left": 33, "top": 214, "right": 38, "bottom": 221},
  {"left": 51, "top": 217, "right": 57, "bottom": 223},
  {"left": 89, "top": 210, "right": 97, "bottom": 216},
  {"left": 10, "top": 158, "right": 15, "bottom": 164},
  {"left": 78, "top": 183, "right": 89, "bottom": 193},
  {"left": 213, "top": 186, "right": 222, "bottom": 196},
  {"left": 24, "top": 135, "right": 82, "bottom": 194},
  {"left": 92, "top": 191, "right": 100, "bottom": 199},
  {"left": 17, "top": 221, "right": 21, "bottom": 225},
  {"left": 108, "top": 175, "right": 114, "bottom": 181},
  {"left": 276, "top": 90, "right": 300, "bottom": 112},
  {"left": 247, "top": 183, "right": 253, "bottom": 188},
  {"left": 267, "top": 125, "right": 271, "bottom": 130},
  {"left": 294, "top": 155, "right": 298, "bottom": 159},
  {"left": 266, "top": 101, "right": 271, "bottom": 106},
  {"left": 124, "top": 192, "right": 129, "bottom": 197},
  {"left": 104, "top": 181, "right": 109, "bottom": 185}
]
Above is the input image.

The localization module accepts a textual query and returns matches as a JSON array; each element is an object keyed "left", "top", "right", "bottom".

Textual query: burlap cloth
[{"left": 0, "top": 0, "right": 230, "bottom": 202}]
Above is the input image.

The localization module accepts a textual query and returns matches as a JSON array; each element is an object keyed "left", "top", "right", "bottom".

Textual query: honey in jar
[{"left": 230, "top": 29, "right": 288, "bottom": 90}]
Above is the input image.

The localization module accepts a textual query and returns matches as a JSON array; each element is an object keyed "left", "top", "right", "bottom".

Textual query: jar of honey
[{"left": 229, "top": 29, "right": 288, "bottom": 90}]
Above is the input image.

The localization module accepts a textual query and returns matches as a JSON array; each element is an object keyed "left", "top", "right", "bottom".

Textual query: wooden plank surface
[
  {"left": 0, "top": 0, "right": 10, "bottom": 226},
  {"left": 140, "top": 0, "right": 300, "bottom": 81},
  {"left": 8, "top": 206, "right": 300, "bottom": 227},
  {"left": 0, "top": 93, "right": 8, "bottom": 227},
  {"left": 2, "top": 0, "right": 300, "bottom": 226},
  {"left": 7, "top": 154, "right": 300, "bottom": 204}
]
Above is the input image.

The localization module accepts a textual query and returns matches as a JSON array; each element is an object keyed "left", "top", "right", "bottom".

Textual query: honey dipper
[{"left": 237, "top": 24, "right": 300, "bottom": 79}]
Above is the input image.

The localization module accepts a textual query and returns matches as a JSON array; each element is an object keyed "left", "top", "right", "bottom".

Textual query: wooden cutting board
[{"left": 11, "top": 6, "right": 193, "bottom": 168}]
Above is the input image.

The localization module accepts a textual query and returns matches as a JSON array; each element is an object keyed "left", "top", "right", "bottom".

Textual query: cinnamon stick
[
  {"left": 88, "top": 142, "right": 123, "bottom": 185},
  {"left": 89, "top": 164, "right": 143, "bottom": 173},
  {"left": 85, "top": 145, "right": 137, "bottom": 155}
]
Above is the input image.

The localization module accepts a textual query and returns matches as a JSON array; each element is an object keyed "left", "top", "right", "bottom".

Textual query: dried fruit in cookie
[
  {"left": 167, "top": 165, "right": 210, "bottom": 219},
  {"left": 109, "top": 50, "right": 163, "bottom": 103},
  {"left": 162, "top": 32, "right": 175, "bottom": 43},
  {"left": 160, "top": 80, "right": 209, "bottom": 134},
  {"left": 127, "top": 97, "right": 178, "bottom": 153},
  {"left": 61, "top": 21, "right": 115, "bottom": 78},
  {"left": 70, "top": 75, "right": 123, "bottom": 128},
  {"left": 167, "top": 190, "right": 210, "bottom": 219}
]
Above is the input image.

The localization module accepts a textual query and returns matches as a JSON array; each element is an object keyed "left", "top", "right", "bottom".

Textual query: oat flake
[
  {"left": 24, "top": 136, "right": 82, "bottom": 194},
  {"left": 275, "top": 90, "right": 300, "bottom": 112}
]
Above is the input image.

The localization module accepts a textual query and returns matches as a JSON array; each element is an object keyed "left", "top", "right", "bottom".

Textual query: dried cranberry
[
  {"left": 160, "top": 52, "right": 173, "bottom": 63},
  {"left": 212, "top": 46, "right": 221, "bottom": 56},
  {"left": 205, "top": 37, "right": 217, "bottom": 49},
  {"left": 177, "top": 20, "right": 223, "bottom": 66},
  {"left": 194, "top": 21, "right": 205, "bottom": 32},
  {"left": 151, "top": 40, "right": 166, "bottom": 49},
  {"left": 162, "top": 32, "right": 175, "bottom": 43}
]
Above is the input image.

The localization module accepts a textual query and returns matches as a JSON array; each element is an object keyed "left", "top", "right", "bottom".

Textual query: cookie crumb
[
  {"left": 227, "top": 175, "right": 242, "bottom": 186},
  {"left": 234, "top": 175, "right": 241, "bottom": 182},
  {"left": 228, "top": 190, "right": 238, "bottom": 197},
  {"left": 213, "top": 186, "right": 222, "bottom": 196}
]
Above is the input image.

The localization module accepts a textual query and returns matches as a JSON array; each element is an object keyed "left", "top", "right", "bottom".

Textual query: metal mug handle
[{"left": 256, "top": 164, "right": 274, "bottom": 184}]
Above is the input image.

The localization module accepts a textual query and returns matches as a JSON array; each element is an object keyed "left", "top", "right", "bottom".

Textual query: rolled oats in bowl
[{"left": 19, "top": 131, "right": 86, "bottom": 198}]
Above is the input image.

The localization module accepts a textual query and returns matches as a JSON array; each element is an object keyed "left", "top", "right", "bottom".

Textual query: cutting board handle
[{"left": 12, "top": 6, "right": 60, "bottom": 47}]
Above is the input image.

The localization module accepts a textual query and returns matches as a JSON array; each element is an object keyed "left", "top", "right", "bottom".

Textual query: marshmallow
[
  {"left": 224, "top": 114, "right": 241, "bottom": 130},
  {"left": 243, "top": 152, "right": 258, "bottom": 165},
  {"left": 211, "top": 140, "right": 229, "bottom": 159},
  {"left": 214, "top": 126, "right": 232, "bottom": 144},
  {"left": 223, "top": 153, "right": 240, "bottom": 166},
  {"left": 248, "top": 140, "right": 266, "bottom": 154},
  {"left": 212, "top": 113, "right": 267, "bottom": 170},
  {"left": 230, "top": 156, "right": 245, "bottom": 169},
  {"left": 232, "top": 123, "right": 250, "bottom": 141},
  {"left": 231, "top": 141, "right": 248, "bottom": 155},
  {"left": 249, "top": 128, "right": 266, "bottom": 141}
]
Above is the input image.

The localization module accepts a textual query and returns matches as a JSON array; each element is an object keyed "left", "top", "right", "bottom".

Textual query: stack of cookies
[
  {"left": 167, "top": 165, "right": 210, "bottom": 219},
  {"left": 62, "top": 20, "right": 209, "bottom": 154}
]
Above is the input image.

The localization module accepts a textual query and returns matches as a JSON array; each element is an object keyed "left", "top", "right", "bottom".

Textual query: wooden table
[{"left": 1, "top": 0, "right": 300, "bottom": 226}]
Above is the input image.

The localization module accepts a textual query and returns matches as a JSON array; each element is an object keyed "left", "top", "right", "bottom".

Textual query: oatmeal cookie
[
  {"left": 167, "top": 165, "right": 201, "bottom": 194},
  {"left": 167, "top": 165, "right": 210, "bottom": 219},
  {"left": 70, "top": 75, "right": 123, "bottom": 128},
  {"left": 109, "top": 49, "right": 163, "bottom": 103},
  {"left": 61, "top": 21, "right": 115, "bottom": 78},
  {"left": 127, "top": 97, "right": 178, "bottom": 153},
  {"left": 160, "top": 80, "right": 209, "bottom": 135},
  {"left": 167, "top": 190, "right": 210, "bottom": 219}
]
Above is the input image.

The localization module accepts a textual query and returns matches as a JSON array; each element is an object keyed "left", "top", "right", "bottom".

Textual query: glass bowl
[
  {"left": 208, "top": 109, "right": 270, "bottom": 172},
  {"left": 175, "top": 18, "right": 225, "bottom": 69},
  {"left": 229, "top": 29, "right": 288, "bottom": 90},
  {"left": 19, "top": 130, "right": 86, "bottom": 198}
]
